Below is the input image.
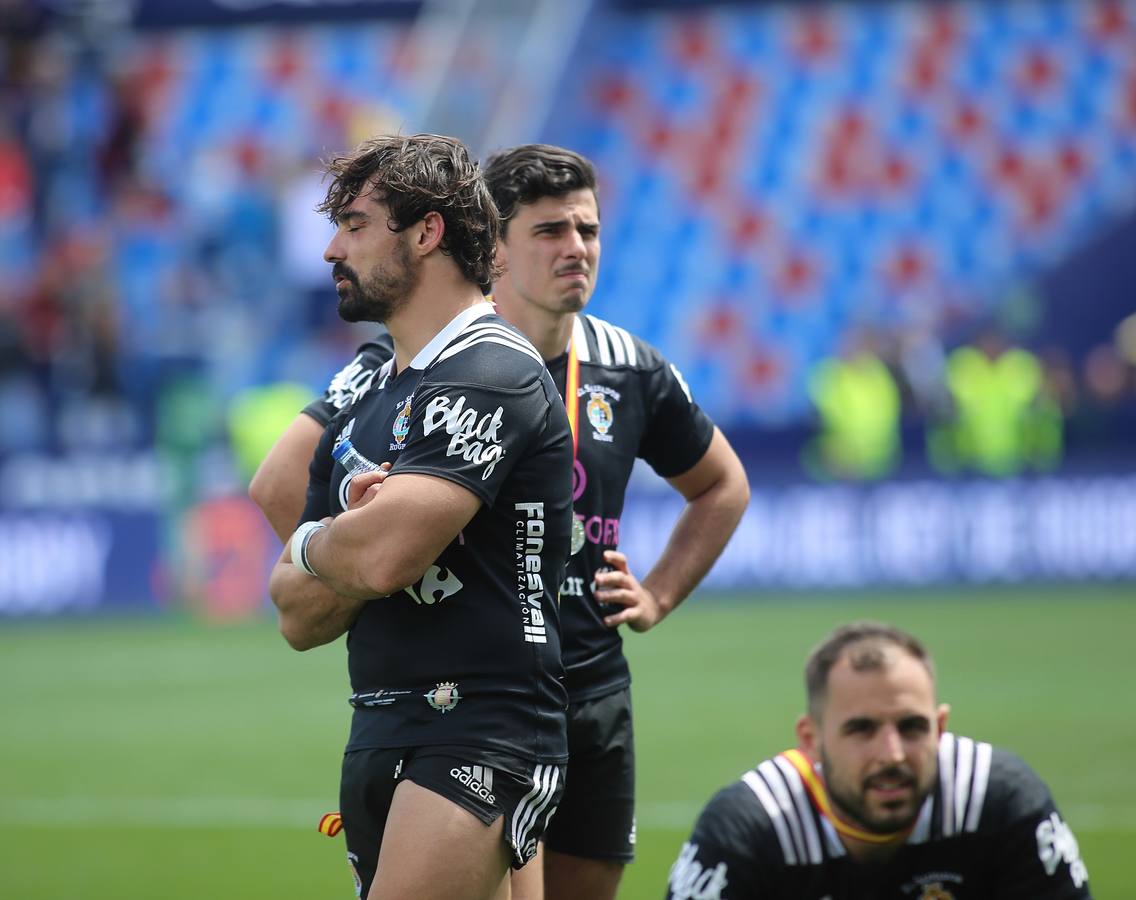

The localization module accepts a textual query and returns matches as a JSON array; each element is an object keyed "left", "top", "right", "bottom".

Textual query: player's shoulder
[
  {"left": 423, "top": 311, "right": 547, "bottom": 390},
  {"left": 574, "top": 313, "right": 666, "bottom": 372},
  {"left": 978, "top": 741, "right": 1057, "bottom": 826},
  {"left": 692, "top": 754, "right": 826, "bottom": 867},
  {"left": 350, "top": 331, "right": 395, "bottom": 368},
  {"left": 928, "top": 733, "right": 1055, "bottom": 836}
]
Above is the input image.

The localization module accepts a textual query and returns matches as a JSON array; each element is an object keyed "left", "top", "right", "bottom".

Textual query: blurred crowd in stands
[{"left": 1, "top": 0, "right": 1134, "bottom": 483}]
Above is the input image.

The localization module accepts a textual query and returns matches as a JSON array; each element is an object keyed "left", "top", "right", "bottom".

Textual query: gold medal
[{"left": 571, "top": 515, "right": 586, "bottom": 555}]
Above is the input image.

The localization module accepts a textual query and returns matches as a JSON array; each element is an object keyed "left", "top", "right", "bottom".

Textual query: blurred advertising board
[
  {"left": 0, "top": 452, "right": 275, "bottom": 618},
  {"left": 0, "top": 452, "right": 163, "bottom": 615},
  {"left": 623, "top": 472, "right": 1136, "bottom": 591}
]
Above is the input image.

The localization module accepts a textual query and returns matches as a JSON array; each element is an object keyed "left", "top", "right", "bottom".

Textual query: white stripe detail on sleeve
[
  {"left": 612, "top": 323, "right": 637, "bottom": 366},
  {"left": 963, "top": 742, "right": 993, "bottom": 833},
  {"left": 375, "top": 359, "right": 395, "bottom": 391},
  {"left": 939, "top": 732, "right": 957, "bottom": 836},
  {"left": 756, "top": 760, "right": 807, "bottom": 864},
  {"left": 818, "top": 816, "right": 846, "bottom": 858},
  {"left": 772, "top": 755, "right": 823, "bottom": 864},
  {"left": 590, "top": 316, "right": 625, "bottom": 365},
  {"left": 909, "top": 796, "right": 934, "bottom": 844},
  {"left": 435, "top": 324, "right": 544, "bottom": 367},
  {"left": 572, "top": 316, "right": 591, "bottom": 362},
  {"left": 742, "top": 771, "right": 798, "bottom": 865},
  {"left": 587, "top": 314, "right": 613, "bottom": 365},
  {"left": 954, "top": 735, "right": 976, "bottom": 834}
]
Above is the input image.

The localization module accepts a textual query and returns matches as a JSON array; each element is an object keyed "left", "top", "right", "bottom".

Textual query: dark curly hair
[
  {"left": 484, "top": 144, "right": 598, "bottom": 236},
  {"left": 317, "top": 133, "right": 501, "bottom": 287}
]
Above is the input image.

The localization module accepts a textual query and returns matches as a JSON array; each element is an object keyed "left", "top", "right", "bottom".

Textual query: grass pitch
[{"left": 1, "top": 583, "right": 1131, "bottom": 898}]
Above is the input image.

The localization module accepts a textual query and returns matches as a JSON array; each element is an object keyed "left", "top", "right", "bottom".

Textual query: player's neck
[
  {"left": 493, "top": 293, "right": 576, "bottom": 361},
  {"left": 386, "top": 273, "right": 488, "bottom": 372},
  {"left": 780, "top": 749, "right": 912, "bottom": 864},
  {"left": 839, "top": 831, "right": 907, "bottom": 864}
]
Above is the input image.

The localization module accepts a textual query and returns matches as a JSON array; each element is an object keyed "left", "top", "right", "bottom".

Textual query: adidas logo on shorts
[{"left": 450, "top": 765, "right": 496, "bottom": 805}]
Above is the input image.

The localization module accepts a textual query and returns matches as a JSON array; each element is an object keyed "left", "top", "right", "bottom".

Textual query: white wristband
[{"left": 291, "top": 521, "right": 327, "bottom": 577}]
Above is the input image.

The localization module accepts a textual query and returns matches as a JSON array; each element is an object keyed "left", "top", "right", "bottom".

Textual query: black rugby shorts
[
  {"left": 543, "top": 685, "right": 636, "bottom": 862},
  {"left": 339, "top": 745, "right": 566, "bottom": 896}
]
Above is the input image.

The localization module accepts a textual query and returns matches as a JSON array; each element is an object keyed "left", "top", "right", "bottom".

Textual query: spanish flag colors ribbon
[
  {"left": 779, "top": 749, "right": 912, "bottom": 846},
  {"left": 317, "top": 812, "right": 343, "bottom": 838}
]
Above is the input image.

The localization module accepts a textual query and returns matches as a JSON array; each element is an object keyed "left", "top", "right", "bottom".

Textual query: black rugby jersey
[
  {"left": 302, "top": 331, "right": 395, "bottom": 427},
  {"left": 666, "top": 734, "right": 1092, "bottom": 900},
  {"left": 301, "top": 304, "right": 573, "bottom": 763},
  {"left": 549, "top": 314, "right": 715, "bottom": 701},
  {"left": 305, "top": 313, "right": 716, "bottom": 703}
]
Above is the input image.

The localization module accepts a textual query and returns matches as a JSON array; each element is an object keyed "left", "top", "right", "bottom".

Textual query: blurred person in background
[
  {"left": 804, "top": 328, "right": 902, "bottom": 481},
  {"left": 928, "top": 327, "right": 1063, "bottom": 477},
  {"left": 252, "top": 143, "right": 750, "bottom": 900},
  {"left": 267, "top": 133, "right": 573, "bottom": 900},
  {"left": 666, "top": 621, "right": 1092, "bottom": 900}
]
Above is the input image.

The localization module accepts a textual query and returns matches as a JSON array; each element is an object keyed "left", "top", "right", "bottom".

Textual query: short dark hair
[
  {"left": 317, "top": 133, "right": 500, "bottom": 287},
  {"left": 804, "top": 622, "right": 935, "bottom": 720},
  {"left": 484, "top": 143, "right": 598, "bottom": 236}
]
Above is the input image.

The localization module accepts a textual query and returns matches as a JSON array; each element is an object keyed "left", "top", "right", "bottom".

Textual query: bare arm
[
  {"left": 267, "top": 468, "right": 390, "bottom": 650},
  {"left": 279, "top": 468, "right": 483, "bottom": 622},
  {"left": 249, "top": 413, "right": 325, "bottom": 542},
  {"left": 269, "top": 537, "right": 368, "bottom": 650},
  {"left": 596, "top": 427, "right": 749, "bottom": 631}
]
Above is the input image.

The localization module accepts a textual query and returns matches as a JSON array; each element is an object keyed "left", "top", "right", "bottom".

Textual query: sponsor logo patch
[
  {"left": 1036, "top": 812, "right": 1089, "bottom": 888},
  {"left": 450, "top": 765, "right": 496, "bottom": 804},
  {"left": 668, "top": 842, "right": 728, "bottom": 900},
  {"left": 422, "top": 393, "right": 506, "bottom": 480}
]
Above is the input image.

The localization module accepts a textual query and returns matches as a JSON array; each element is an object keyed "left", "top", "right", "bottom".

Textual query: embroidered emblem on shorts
[{"left": 424, "top": 681, "right": 461, "bottom": 712}]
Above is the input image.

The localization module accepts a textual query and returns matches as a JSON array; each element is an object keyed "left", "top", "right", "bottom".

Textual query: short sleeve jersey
[
  {"left": 302, "top": 304, "right": 573, "bottom": 764},
  {"left": 302, "top": 331, "right": 395, "bottom": 427},
  {"left": 305, "top": 312, "right": 716, "bottom": 705},
  {"left": 666, "top": 734, "right": 1093, "bottom": 900},
  {"left": 549, "top": 314, "right": 715, "bottom": 702}
]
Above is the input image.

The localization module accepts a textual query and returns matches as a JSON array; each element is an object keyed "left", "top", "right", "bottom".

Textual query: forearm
[
  {"left": 300, "top": 473, "right": 482, "bottom": 601},
  {"left": 302, "top": 509, "right": 406, "bottom": 600},
  {"left": 268, "top": 553, "right": 367, "bottom": 650},
  {"left": 249, "top": 414, "right": 325, "bottom": 542},
  {"left": 643, "top": 473, "right": 748, "bottom": 616}
]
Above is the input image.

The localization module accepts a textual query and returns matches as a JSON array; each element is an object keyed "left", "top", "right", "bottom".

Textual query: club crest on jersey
[
  {"left": 586, "top": 392, "right": 614, "bottom": 442},
  {"left": 425, "top": 681, "right": 461, "bottom": 713},
  {"left": 903, "top": 872, "right": 963, "bottom": 899},
  {"left": 390, "top": 395, "right": 412, "bottom": 449}
]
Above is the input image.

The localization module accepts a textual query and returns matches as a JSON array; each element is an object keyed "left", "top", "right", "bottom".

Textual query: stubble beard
[
  {"left": 337, "top": 236, "right": 419, "bottom": 324},
  {"left": 821, "top": 747, "right": 929, "bottom": 835}
]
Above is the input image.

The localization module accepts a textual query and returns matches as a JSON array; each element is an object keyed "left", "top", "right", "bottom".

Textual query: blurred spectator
[
  {"left": 226, "top": 380, "right": 314, "bottom": 486},
  {"left": 804, "top": 329, "right": 901, "bottom": 481},
  {"left": 928, "top": 329, "right": 1063, "bottom": 477}
]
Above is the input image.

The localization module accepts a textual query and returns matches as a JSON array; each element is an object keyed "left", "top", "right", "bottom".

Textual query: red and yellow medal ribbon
[
  {"left": 565, "top": 334, "right": 580, "bottom": 460},
  {"left": 317, "top": 811, "right": 343, "bottom": 837},
  {"left": 780, "top": 748, "right": 912, "bottom": 846}
]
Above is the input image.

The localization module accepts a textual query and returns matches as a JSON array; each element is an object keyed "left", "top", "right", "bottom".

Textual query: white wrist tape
[{"left": 291, "top": 521, "right": 327, "bottom": 577}]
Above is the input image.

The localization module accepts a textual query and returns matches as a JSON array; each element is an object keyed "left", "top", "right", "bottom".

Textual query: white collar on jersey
[{"left": 409, "top": 301, "right": 496, "bottom": 370}]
